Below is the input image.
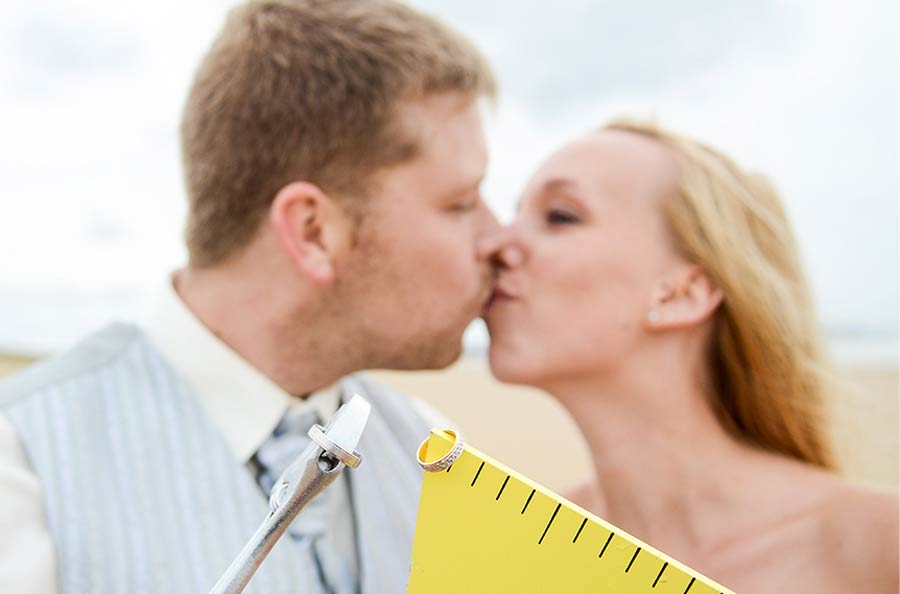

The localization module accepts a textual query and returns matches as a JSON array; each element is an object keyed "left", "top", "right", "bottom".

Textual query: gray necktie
[{"left": 254, "top": 407, "right": 356, "bottom": 593}]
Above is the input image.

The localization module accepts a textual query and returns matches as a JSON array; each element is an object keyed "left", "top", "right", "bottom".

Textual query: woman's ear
[
  {"left": 645, "top": 265, "right": 723, "bottom": 331},
  {"left": 269, "top": 181, "right": 353, "bottom": 285}
]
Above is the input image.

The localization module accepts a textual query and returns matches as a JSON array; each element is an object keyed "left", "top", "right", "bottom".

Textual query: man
[{"left": 0, "top": 1, "right": 502, "bottom": 592}]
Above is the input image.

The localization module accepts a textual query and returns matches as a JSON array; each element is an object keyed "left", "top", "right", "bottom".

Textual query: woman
[{"left": 483, "top": 120, "right": 898, "bottom": 594}]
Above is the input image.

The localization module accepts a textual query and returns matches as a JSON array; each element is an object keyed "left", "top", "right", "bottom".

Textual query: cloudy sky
[{"left": 0, "top": 0, "right": 897, "bottom": 358}]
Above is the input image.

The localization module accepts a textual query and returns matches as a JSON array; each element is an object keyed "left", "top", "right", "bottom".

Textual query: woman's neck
[{"left": 542, "top": 353, "right": 796, "bottom": 566}]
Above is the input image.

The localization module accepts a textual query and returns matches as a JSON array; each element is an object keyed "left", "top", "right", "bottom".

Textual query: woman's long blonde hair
[{"left": 606, "top": 119, "right": 836, "bottom": 469}]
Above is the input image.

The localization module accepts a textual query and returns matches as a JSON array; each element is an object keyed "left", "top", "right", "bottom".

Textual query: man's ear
[
  {"left": 269, "top": 181, "right": 353, "bottom": 285},
  {"left": 645, "top": 265, "right": 724, "bottom": 331}
]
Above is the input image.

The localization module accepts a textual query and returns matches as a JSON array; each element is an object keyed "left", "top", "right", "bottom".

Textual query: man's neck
[{"left": 173, "top": 266, "right": 354, "bottom": 398}]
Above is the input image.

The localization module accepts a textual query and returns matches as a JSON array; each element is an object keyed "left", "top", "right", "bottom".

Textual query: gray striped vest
[{"left": 0, "top": 323, "right": 429, "bottom": 594}]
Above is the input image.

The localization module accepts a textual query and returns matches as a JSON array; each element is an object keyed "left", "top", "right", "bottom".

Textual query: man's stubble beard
[
  {"left": 331, "top": 277, "right": 468, "bottom": 371},
  {"left": 331, "top": 213, "right": 493, "bottom": 371},
  {"left": 330, "top": 259, "right": 476, "bottom": 372}
]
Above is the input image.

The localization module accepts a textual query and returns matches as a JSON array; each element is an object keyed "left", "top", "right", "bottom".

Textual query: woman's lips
[
  {"left": 483, "top": 287, "right": 515, "bottom": 314},
  {"left": 493, "top": 287, "right": 514, "bottom": 302}
]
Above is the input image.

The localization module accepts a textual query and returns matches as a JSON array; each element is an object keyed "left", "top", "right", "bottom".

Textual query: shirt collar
[{"left": 139, "top": 274, "right": 340, "bottom": 463}]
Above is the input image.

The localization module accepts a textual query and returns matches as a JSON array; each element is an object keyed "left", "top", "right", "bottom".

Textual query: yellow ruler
[{"left": 407, "top": 429, "right": 736, "bottom": 594}]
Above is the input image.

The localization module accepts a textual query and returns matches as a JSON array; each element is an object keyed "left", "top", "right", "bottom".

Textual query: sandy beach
[
  {"left": 371, "top": 359, "right": 899, "bottom": 492},
  {"left": 2, "top": 353, "right": 896, "bottom": 492}
]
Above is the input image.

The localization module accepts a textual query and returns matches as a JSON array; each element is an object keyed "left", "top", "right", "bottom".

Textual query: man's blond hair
[{"left": 181, "top": 0, "right": 496, "bottom": 267}]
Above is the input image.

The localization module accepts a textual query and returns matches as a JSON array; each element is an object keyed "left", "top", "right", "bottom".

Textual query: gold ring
[{"left": 416, "top": 429, "right": 464, "bottom": 472}]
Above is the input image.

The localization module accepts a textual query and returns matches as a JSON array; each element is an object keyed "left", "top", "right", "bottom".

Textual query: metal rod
[
  {"left": 209, "top": 450, "right": 343, "bottom": 594},
  {"left": 208, "top": 395, "right": 371, "bottom": 594}
]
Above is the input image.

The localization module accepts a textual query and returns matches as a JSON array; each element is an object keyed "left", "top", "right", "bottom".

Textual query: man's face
[{"left": 338, "top": 93, "right": 500, "bottom": 370}]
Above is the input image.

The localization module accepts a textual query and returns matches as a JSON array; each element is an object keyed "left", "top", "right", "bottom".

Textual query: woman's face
[{"left": 485, "top": 130, "right": 683, "bottom": 387}]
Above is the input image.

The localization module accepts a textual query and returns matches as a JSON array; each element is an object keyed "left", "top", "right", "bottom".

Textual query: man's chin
[
  {"left": 415, "top": 340, "right": 463, "bottom": 370},
  {"left": 393, "top": 336, "right": 464, "bottom": 371},
  {"left": 428, "top": 343, "right": 464, "bottom": 369}
]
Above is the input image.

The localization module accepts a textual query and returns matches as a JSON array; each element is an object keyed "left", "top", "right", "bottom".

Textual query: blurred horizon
[{"left": 0, "top": 284, "right": 896, "bottom": 366}]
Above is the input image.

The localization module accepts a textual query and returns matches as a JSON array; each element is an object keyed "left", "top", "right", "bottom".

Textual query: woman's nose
[{"left": 477, "top": 224, "right": 526, "bottom": 269}]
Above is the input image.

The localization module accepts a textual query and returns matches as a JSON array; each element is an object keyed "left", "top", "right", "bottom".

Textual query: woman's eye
[
  {"left": 546, "top": 209, "right": 579, "bottom": 224},
  {"left": 448, "top": 202, "right": 476, "bottom": 213}
]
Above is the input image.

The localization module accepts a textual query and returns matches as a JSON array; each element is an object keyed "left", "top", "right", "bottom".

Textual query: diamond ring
[{"left": 416, "top": 429, "right": 465, "bottom": 472}]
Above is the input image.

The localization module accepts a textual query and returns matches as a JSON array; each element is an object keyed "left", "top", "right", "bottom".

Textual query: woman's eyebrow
[
  {"left": 515, "top": 177, "right": 582, "bottom": 214},
  {"left": 541, "top": 177, "right": 579, "bottom": 194}
]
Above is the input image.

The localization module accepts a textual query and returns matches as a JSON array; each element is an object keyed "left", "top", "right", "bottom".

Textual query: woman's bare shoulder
[
  {"left": 820, "top": 482, "right": 898, "bottom": 593},
  {"left": 563, "top": 481, "right": 603, "bottom": 513}
]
